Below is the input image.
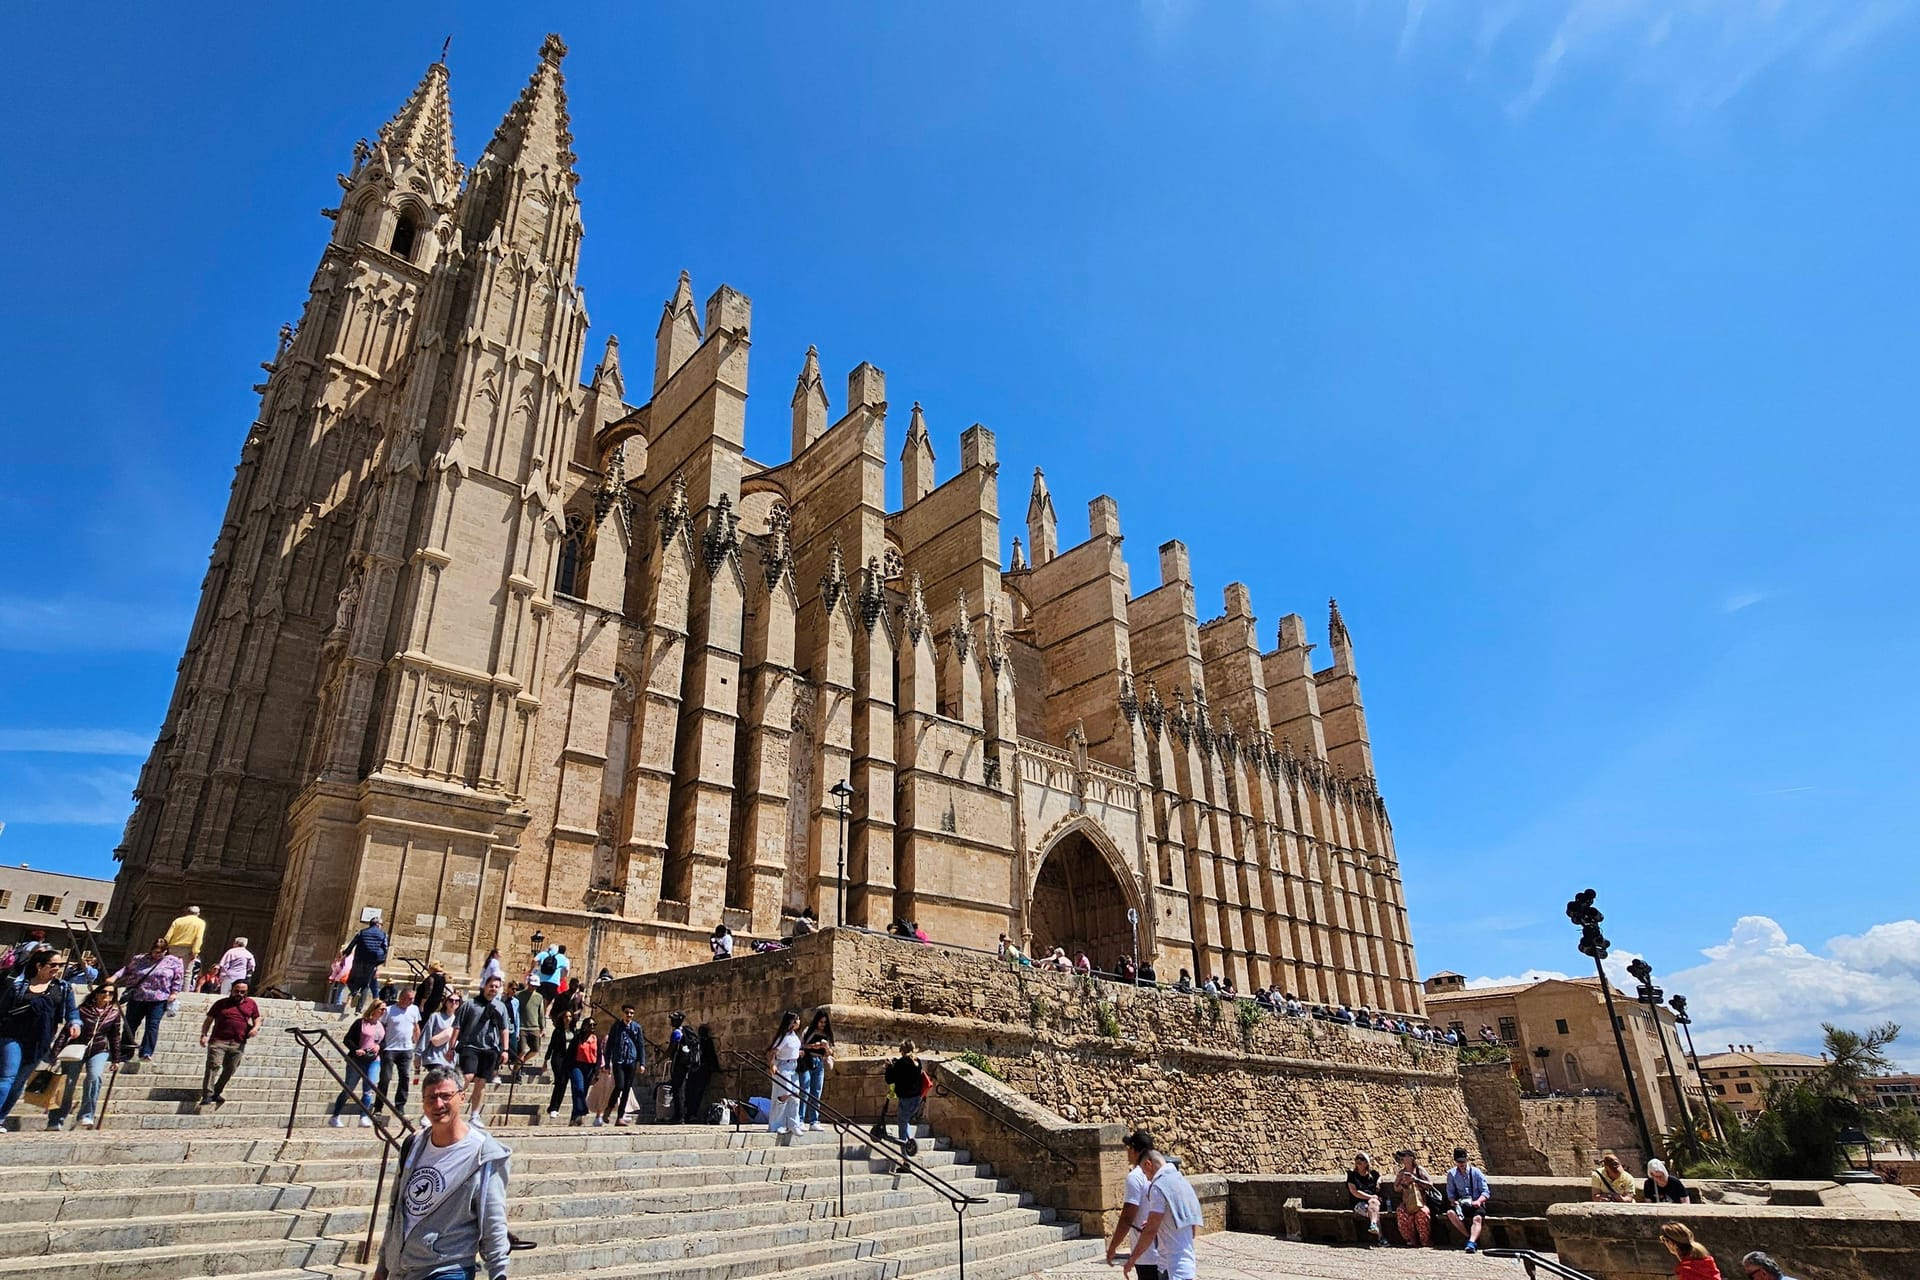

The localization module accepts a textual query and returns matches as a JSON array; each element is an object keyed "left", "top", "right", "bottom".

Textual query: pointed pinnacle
[
  {"left": 376, "top": 61, "right": 460, "bottom": 192},
  {"left": 478, "top": 34, "right": 577, "bottom": 181},
  {"left": 1329, "top": 597, "right": 1350, "bottom": 645}
]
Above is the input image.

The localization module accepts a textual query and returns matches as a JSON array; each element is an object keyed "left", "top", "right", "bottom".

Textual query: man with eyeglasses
[{"left": 1740, "top": 1251, "right": 1796, "bottom": 1280}]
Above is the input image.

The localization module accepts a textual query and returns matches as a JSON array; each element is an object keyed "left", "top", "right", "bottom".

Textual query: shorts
[
  {"left": 458, "top": 1048, "right": 500, "bottom": 1082},
  {"left": 1452, "top": 1201, "right": 1482, "bottom": 1225},
  {"left": 1135, "top": 1266, "right": 1163, "bottom": 1280}
]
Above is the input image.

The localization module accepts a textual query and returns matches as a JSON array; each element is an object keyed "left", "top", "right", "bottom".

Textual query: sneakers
[
  {"left": 359, "top": 1116, "right": 375, "bottom": 1128},
  {"left": 328, "top": 1116, "right": 346, "bottom": 1128},
  {"left": 547, "top": 1110, "right": 560, "bottom": 1119},
  {"left": 593, "top": 1115, "right": 607, "bottom": 1127},
  {"left": 78, "top": 1116, "right": 95, "bottom": 1129},
  {"left": 1464, "top": 1242, "right": 1478, "bottom": 1254},
  {"left": 808, "top": 1122, "right": 823, "bottom": 1132}
]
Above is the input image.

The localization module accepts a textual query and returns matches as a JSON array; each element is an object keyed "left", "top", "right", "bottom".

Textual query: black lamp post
[
  {"left": 1667, "top": 994, "right": 1727, "bottom": 1144},
  {"left": 829, "top": 779, "right": 855, "bottom": 926},
  {"left": 1532, "top": 1045, "right": 1551, "bottom": 1093},
  {"left": 1627, "top": 956, "right": 1696, "bottom": 1143},
  {"left": 1566, "top": 889, "right": 1656, "bottom": 1161}
]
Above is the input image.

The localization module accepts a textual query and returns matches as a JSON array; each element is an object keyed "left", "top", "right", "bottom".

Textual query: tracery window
[{"left": 555, "top": 513, "right": 588, "bottom": 597}]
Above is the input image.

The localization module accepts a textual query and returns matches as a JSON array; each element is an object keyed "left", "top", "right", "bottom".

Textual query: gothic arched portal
[{"left": 1028, "top": 826, "right": 1142, "bottom": 967}]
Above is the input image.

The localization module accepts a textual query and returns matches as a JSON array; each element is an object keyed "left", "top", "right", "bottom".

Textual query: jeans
[
  {"left": 331, "top": 1055, "right": 381, "bottom": 1119},
  {"left": 54, "top": 1050, "right": 111, "bottom": 1123},
  {"left": 602, "top": 1061, "right": 636, "bottom": 1119},
  {"left": 123, "top": 999, "right": 168, "bottom": 1059},
  {"left": 381, "top": 1050, "right": 413, "bottom": 1112},
  {"left": 346, "top": 961, "right": 380, "bottom": 1009},
  {"left": 767, "top": 1061, "right": 801, "bottom": 1133},
  {"left": 202, "top": 1042, "right": 246, "bottom": 1101},
  {"left": 569, "top": 1065, "right": 592, "bottom": 1119},
  {"left": 0, "top": 1037, "right": 33, "bottom": 1121},
  {"left": 896, "top": 1093, "right": 923, "bottom": 1144},
  {"left": 422, "top": 1267, "right": 476, "bottom": 1280},
  {"left": 796, "top": 1056, "right": 826, "bottom": 1126}
]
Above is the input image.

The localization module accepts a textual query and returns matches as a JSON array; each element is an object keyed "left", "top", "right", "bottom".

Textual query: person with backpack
[
  {"left": 683, "top": 1025, "right": 719, "bottom": 1124},
  {"left": 881, "top": 1039, "right": 932, "bottom": 1169},
  {"left": 0, "top": 947, "right": 82, "bottom": 1126},
  {"left": 110, "top": 937, "right": 185, "bottom": 1061},
  {"left": 533, "top": 943, "right": 569, "bottom": 1006},
  {"left": 374, "top": 1065, "right": 511, "bottom": 1280},
  {"left": 675, "top": 1013, "right": 706, "bottom": 1120},
  {"left": 599, "top": 1005, "right": 645, "bottom": 1126},
  {"left": 345, "top": 915, "right": 390, "bottom": 1011},
  {"left": 50, "top": 983, "right": 123, "bottom": 1129}
]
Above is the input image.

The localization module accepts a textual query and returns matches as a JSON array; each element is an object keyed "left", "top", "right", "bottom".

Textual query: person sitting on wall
[
  {"left": 1592, "top": 1150, "right": 1638, "bottom": 1202},
  {"left": 1045, "top": 947, "right": 1072, "bottom": 972},
  {"left": 1073, "top": 953, "right": 1092, "bottom": 976},
  {"left": 1346, "top": 1152, "right": 1385, "bottom": 1243},
  {"left": 909, "top": 921, "right": 930, "bottom": 944},
  {"left": 709, "top": 925, "right": 733, "bottom": 960},
  {"left": 1479, "top": 1024, "right": 1500, "bottom": 1044},
  {"left": 1200, "top": 976, "right": 1220, "bottom": 996},
  {"left": 1172, "top": 969, "right": 1193, "bottom": 994},
  {"left": 1391, "top": 1149, "right": 1437, "bottom": 1248},
  {"left": 1443, "top": 1147, "right": 1492, "bottom": 1254},
  {"left": 1137, "top": 959, "right": 1157, "bottom": 985},
  {"left": 1643, "top": 1159, "right": 1698, "bottom": 1204}
]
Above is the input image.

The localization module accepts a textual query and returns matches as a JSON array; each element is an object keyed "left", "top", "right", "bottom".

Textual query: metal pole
[
  {"left": 1675, "top": 1011, "right": 1727, "bottom": 1144},
  {"left": 838, "top": 1126, "right": 847, "bottom": 1218},
  {"left": 956, "top": 1201, "right": 968, "bottom": 1280},
  {"left": 361, "top": 1141, "right": 391, "bottom": 1264},
  {"left": 1593, "top": 959, "right": 1655, "bottom": 1160},
  {"left": 834, "top": 788, "right": 850, "bottom": 926},
  {"left": 1643, "top": 990, "right": 1695, "bottom": 1140},
  {"left": 287, "top": 1039, "right": 310, "bottom": 1139}
]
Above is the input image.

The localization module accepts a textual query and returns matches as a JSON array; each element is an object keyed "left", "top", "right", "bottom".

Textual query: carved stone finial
[
  {"left": 1118, "top": 666, "right": 1139, "bottom": 723},
  {"left": 700, "top": 493, "right": 738, "bottom": 577},
  {"left": 902, "top": 571, "right": 931, "bottom": 644},
  {"left": 1329, "top": 596, "right": 1350, "bottom": 646},
  {"left": 762, "top": 501, "right": 792, "bottom": 588},
  {"left": 820, "top": 538, "right": 847, "bottom": 613},
  {"left": 1141, "top": 677, "right": 1165, "bottom": 737},
  {"left": 1010, "top": 537, "right": 1026, "bottom": 571},
  {"left": 857, "top": 556, "right": 885, "bottom": 631},
  {"left": 658, "top": 471, "right": 690, "bottom": 545},
  {"left": 948, "top": 588, "right": 972, "bottom": 661},
  {"left": 593, "top": 442, "right": 634, "bottom": 533}
]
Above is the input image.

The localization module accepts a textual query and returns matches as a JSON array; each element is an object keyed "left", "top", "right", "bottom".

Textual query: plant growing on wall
[
  {"left": 1236, "top": 1001, "right": 1263, "bottom": 1031},
  {"left": 1030, "top": 995, "right": 1049, "bottom": 1026},
  {"left": 1097, "top": 1001, "right": 1121, "bottom": 1038},
  {"left": 957, "top": 1050, "right": 1005, "bottom": 1081}
]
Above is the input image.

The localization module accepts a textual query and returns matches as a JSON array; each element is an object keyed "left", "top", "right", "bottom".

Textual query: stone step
[{"left": 0, "top": 1228, "right": 350, "bottom": 1277}]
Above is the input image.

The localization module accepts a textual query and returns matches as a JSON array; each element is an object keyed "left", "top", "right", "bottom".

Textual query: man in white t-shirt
[
  {"left": 1105, "top": 1129, "right": 1164, "bottom": 1280},
  {"left": 1128, "top": 1149, "right": 1203, "bottom": 1280},
  {"left": 380, "top": 988, "right": 423, "bottom": 1115},
  {"left": 375, "top": 1065, "right": 512, "bottom": 1280}
]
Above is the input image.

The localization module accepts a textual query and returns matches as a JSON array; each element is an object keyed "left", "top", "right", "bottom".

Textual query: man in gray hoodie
[{"left": 375, "top": 1065, "right": 511, "bottom": 1280}]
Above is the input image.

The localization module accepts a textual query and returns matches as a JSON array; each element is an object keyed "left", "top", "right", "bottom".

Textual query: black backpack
[
  {"left": 539, "top": 952, "right": 558, "bottom": 978},
  {"left": 674, "top": 1033, "right": 700, "bottom": 1073}
]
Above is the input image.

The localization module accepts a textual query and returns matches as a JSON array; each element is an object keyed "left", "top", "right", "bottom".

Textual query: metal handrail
[
  {"left": 1481, "top": 1248, "right": 1597, "bottom": 1280},
  {"left": 725, "top": 1049, "right": 987, "bottom": 1280},
  {"left": 931, "top": 1066, "right": 1081, "bottom": 1177},
  {"left": 287, "top": 1026, "right": 414, "bottom": 1265}
]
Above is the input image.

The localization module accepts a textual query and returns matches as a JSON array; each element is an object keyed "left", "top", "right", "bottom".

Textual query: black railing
[
  {"left": 932, "top": 1065, "right": 1080, "bottom": 1177},
  {"left": 725, "top": 1049, "right": 987, "bottom": 1280},
  {"left": 287, "top": 1026, "right": 415, "bottom": 1264},
  {"left": 1482, "top": 1249, "right": 1597, "bottom": 1280}
]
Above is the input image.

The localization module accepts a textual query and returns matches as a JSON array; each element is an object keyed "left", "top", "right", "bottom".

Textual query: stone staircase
[{"left": 2, "top": 993, "right": 1104, "bottom": 1280}]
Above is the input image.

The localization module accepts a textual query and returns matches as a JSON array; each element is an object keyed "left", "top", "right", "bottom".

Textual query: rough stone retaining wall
[
  {"left": 601, "top": 928, "right": 1479, "bottom": 1177},
  {"left": 1460, "top": 1060, "right": 1647, "bottom": 1176}
]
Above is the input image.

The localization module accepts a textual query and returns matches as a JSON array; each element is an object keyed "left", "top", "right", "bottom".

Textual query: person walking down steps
[
  {"left": 374, "top": 1065, "right": 512, "bottom": 1280},
  {"left": 198, "top": 978, "right": 260, "bottom": 1109}
]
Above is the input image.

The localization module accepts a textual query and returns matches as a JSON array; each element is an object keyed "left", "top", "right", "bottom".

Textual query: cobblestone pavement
[{"left": 1028, "top": 1232, "right": 1537, "bottom": 1278}]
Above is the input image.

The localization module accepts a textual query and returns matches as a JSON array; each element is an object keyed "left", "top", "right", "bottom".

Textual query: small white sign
[{"left": 360, "top": 906, "right": 382, "bottom": 923}]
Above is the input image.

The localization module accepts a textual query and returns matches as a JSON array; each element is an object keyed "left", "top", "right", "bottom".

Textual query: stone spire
[
  {"left": 901, "top": 402, "right": 936, "bottom": 505},
  {"left": 592, "top": 333, "right": 624, "bottom": 399},
  {"left": 656, "top": 271, "right": 700, "bottom": 392},
  {"left": 791, "top": 345, "right": 829, "bottom": 457},
  {"left": 374, "top": 59, "right": 459, "bottom": 193},
  {"left": 476, "top": 34, "right": 575, "bottom": 184},
  {"left": 1328, "top": 597, "right": 1350, "bottom": 649},
  {"left": 459, "top": 34, "right": 580, "bottom": 258},
  {"left": 1027, "top": 468, "right": 1058, "bottom": 565}
]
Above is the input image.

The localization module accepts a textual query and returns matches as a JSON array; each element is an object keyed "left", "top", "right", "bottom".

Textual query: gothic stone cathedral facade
[{"left": 106, "top": 38, "right": 1424, "bottom": 1016}]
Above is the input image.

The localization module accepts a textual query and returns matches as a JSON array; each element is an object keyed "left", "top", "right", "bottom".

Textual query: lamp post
[
  {"left": 1667, "top": 994, "right": 1727, "bottom": 1144},
  {"left": 829, "top": 779, "right": 855, "bottom": 926},
  {"left": 1127, "top": 907, "right": 1140, "bottom": 985},
  {"left": 1566, "top": 889, "right": 1656, "bottom": 1161},
  {"left": 1627, "top": 957, "right": 1695, "bottom": 1144},
  {"left": 1531, "top": 1045, "right": 1551, "bottom": 1094}
]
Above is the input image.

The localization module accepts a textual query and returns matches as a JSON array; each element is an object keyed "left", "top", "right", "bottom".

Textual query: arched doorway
[{"left": 1029, "top": 828, "right": 1139, "bottom": 967}]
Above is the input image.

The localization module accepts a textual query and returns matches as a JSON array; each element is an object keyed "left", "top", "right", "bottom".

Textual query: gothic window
[
  {"left": 390, "top": 211, "right": 420, "bottom": 261},
  {"left": 555, "top": 514, "right": 588, "bottom": 597}
]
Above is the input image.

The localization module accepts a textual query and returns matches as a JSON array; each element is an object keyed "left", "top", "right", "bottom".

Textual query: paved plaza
[{"left": 1032, "top": 1232, "right": 1535, "bottom": 1279}]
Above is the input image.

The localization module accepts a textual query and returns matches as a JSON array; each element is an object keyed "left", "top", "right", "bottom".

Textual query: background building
[
  {"left": 1424, "top": 971, "right": 1697, "bottom": 1137},
  {"left": 0, "top": 863, "right": 113, "bottom": 949},
  {"left": 104, "top": 37, "right": 1423, "bottom": 1011},
  {"left": 1868, "top": 1074, "right": 1920, "bottom": 1111},
  {"left": 1696, "top": 1046, "right": 1829, "bottom": 1120}
]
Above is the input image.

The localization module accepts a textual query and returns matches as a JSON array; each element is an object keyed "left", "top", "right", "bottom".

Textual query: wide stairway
[{"left": 3, "top": 992, "right": 1102, "bottom": 1280}]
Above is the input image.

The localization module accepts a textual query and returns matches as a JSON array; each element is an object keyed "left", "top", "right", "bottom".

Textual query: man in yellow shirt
[
  {"left": 1590, "top": 1150, "right": 1637, "bottom": 1202},
  {"left": 163, "top": 906, "right": 207, "bottom": 973}
]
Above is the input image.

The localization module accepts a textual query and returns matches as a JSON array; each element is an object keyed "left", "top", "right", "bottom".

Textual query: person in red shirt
[
  {"left": 1661, "top": 1223, "right": 1725, "bottom": 1280},
  {"left": 199, "top": 978, "right": 261, "bottom": 1107}
]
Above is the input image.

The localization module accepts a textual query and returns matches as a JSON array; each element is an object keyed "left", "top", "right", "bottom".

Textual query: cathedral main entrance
[{"left": 1028, "top": 827, "right": 1140, "bottom": 966}]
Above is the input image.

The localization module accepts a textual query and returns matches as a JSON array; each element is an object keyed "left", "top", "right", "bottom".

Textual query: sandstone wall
[
  {"left": 1461, "top": 1060, "right": 1646, "bottom": 1177},
  {"left": 600, "top": 928, "right": 1478, "bottom": 1178}
]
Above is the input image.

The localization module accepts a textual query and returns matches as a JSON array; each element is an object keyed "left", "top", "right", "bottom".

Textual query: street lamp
[
  {"left": 1627, "top": 956, "right": 1696, "bottom": 1144},
  {"left": 1667, "top": 994, "right": 1727, "bottom": 1144},
  {"left": 1127, "top": 907, "right": 1140, "bottom": 985},
  {"left": 1566, "top": 889, "right": 1656, "bottom": 1161},
  {"left": 829, "top": 779, "right": 855, "bottom": 926}
]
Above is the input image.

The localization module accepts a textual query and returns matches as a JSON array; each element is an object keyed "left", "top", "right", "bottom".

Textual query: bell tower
[{"left": 105, "top": 59, "right": 461, "bottom": 961}]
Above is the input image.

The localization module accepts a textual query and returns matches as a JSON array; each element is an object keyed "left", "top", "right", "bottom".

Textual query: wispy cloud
[
  {"left": 0, "top": 765, "right": 137, "bottom": 827},
  {"left": 0, "top": 596, "right": 190, "bottom": 653},
  {"left": 1721, "top": 588, "right": 1772, "bottom": 614},
  {"left": 0, "top": 729, "right": 151, "bottom": 756}
]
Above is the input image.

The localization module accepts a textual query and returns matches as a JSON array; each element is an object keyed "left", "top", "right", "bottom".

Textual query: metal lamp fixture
[
  {"left": 829, "top": 779, "right": 855, "bottom": 926},
  {"left": 1565, "top": 889, "right": 1655, "bottom": 1160}
]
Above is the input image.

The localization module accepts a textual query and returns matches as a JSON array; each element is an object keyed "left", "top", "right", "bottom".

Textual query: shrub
[
  {"left": 1029, "top": 995, "right": 1049, "bottom": 1025},
  {"left": 1236, "top": 1001, "right": 1263, "bottom": 1030},
  {"left": 1097, "top": 1001, "right": 1121, "bottom": 1038},
  {"left": 956, "top": 1050, "right": 1004, "bottom": 1081}
]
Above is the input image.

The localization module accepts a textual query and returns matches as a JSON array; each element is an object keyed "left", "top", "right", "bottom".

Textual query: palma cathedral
[{"left": 105, "top": 36, "right": 1424, "bottom": 1015}]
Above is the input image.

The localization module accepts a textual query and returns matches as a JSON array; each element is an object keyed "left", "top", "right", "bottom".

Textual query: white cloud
[
  {"left": 1669, "top": 916, "right": 1920, "bottom": 1068},
  {"left": 1466, "top": 948, "right": 1640, "bottom": 991},
  {"left": 0, "top": 729, "right": 150, "bottom": 755},
  {"left": 1721, "top": 589, "right": 1772, "bottom": 614},
  {"left": 0, "top": 596, "right": 190, "bottom": 653}
]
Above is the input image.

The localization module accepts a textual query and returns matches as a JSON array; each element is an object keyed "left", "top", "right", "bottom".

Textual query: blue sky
[{"left": 3, "top": 3, "right": 1917, "bottom": 1062}]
